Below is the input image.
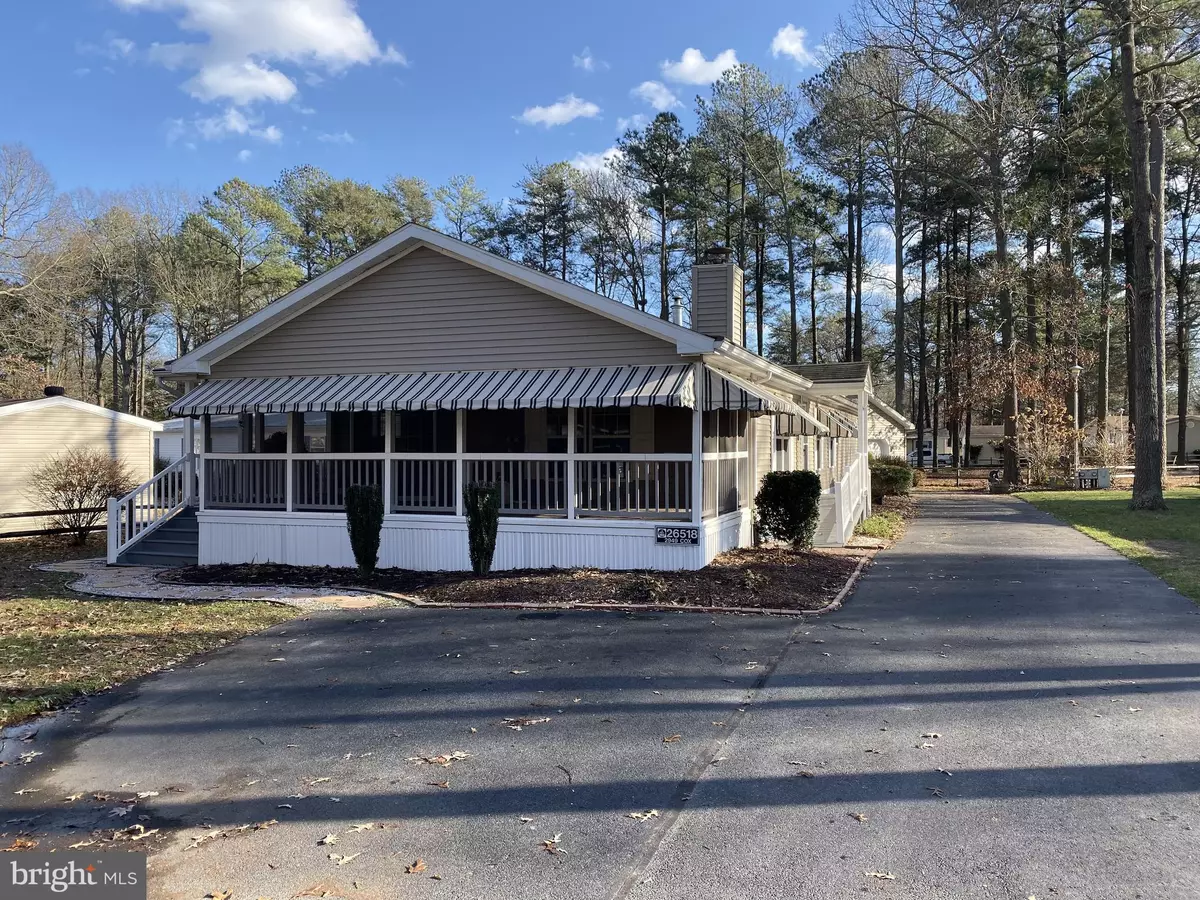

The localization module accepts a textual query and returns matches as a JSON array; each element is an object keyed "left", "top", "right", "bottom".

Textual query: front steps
[{"left": 115, "top": 507, "right": 198, "bottom": 567}]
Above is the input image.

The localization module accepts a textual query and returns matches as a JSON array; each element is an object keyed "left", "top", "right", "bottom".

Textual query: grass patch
[
  {"left": 855, "top": 494, "right": 916, "bottom": 542},
  {"left": 0, "top": 534, "right": 295, "bottom": 726},
  {"left": 1017, "top": 488, "right": 1200, "bottom": 602},
  {"left": 856, "top": 509, "right": 906, "bottom": 541}
]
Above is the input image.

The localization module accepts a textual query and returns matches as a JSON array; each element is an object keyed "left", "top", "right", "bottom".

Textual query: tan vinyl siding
[
  {"left": 212, "top": 246, "right": 681, "bottom": 378},
  {"left": 867, "top": 412, "right": 906, "bottom": 459},
  {"left": 690, "top": 264, "right": 744, "bottom": 345},
  {"left": 0, "top": 404, "right": 154, "bottom": 534},
  {"left": 753, "top": 415, "right": 773, "bottom": 498}
]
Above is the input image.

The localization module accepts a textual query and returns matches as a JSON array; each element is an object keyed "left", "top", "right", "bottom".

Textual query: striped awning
[
  {"left": 776, "top": 408, "right": 828, "bottom": 436},
  {"left": 702, "top": 368, "right": 803, "bottom": 415},
  {"left": 825, "top": 410, "right": 857, "bottom": 438},
  {"left": 169, "top": 365, "right": 696, "bottom": 415}
]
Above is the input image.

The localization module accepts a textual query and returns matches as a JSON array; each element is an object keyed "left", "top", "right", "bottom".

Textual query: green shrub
[
  {"left": 755, "top": 470, "right": 823, "bottom": 550},
  {"left": 345, "top": 484, "right": 384, "bottom": 576},
  {"left": 463, "top": 481, "right": 501, "bottom": 575},
  {"left": 870, "top": 461, "right": 913, "bottom": 504}
]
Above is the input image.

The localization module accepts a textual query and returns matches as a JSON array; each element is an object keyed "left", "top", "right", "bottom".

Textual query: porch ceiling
[{"left": 169, "top": 365, "right": 698, "bottom": 415}]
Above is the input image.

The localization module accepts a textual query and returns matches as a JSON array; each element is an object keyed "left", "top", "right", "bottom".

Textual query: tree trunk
[
  {"left": 893, "top": 175, "right": 906, "bottom": 411},
  {"left": 845, "top": 188, "right": 855, "bottom": 361},
  {"left": 810, "top": 238, "right": 819, "bottom": 363},
  {"left": 1098, "top": 170, "right": 1113, "bottom": 424},
  {"left": 1117, "top": 5, "right": 1166, "bottom": 509},
  {"left": 991, "top": 152, "right": 1020, "bottom": 485}
]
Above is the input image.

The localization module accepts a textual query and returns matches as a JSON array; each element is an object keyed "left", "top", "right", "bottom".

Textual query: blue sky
[{"left": 8, "top": 1, "right": 838, "bottom": 202}]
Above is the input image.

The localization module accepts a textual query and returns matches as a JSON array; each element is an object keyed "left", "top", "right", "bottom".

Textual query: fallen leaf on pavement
[
  {"left": 927, "top": 786, "right": 945, "bottom": 798},
  {"left": 346, "top": 823, "right": 378, "bottom": 833},
  {"left": 510, "top": 670, "right": 528, "bottom": 675},
  {"left": 329, "top": 852, "right": 360, "bottom": 866},
  {"left": 63, "top": 793, "right": 84, "bottom": 802},
  {"left": 308, "top": 777, "right": 331, "bottom": 785},
  {"left": 205, "top": 891, "right": 232, "bottom": 900},
  {"left": 794, "top": 770, "right": 816, "bottom": 778},
  {"left": 628, "top": 809, "right": 660, "bottom": 821},
  {"left": 13, "top": 788, "right": 39, "bottom": 795},
  {"left": 936, "top": 768, "right": 954, "bottom": 777},
  {"left": 542, "top": 833, "right": 567, "bottom": 854},
  {"left": 662, "top": 734, "right": 681, "bottom": 744},
  {"left": 502, "top": 716, "right": 551, "bottom": 730},
  {"left": 409, "top": 751, "right": 469, "bottom": 767},
  {"left": 848, "top": 812, "right": 868, "bottom": 823},
  {"left": 405, "top": 858, "right": 427, "bottom": 874},
  {"left": 428, "top": 781, "right": 450, "bottom": 789},
  {"left": 4, "top": 838, "right": 38, "bottom": 851},
  {"left": 68, "top": 840, "right": 96, "bottom": 849},
  {"left": 318, "top": 834, "right": 338, "bottom": 845},
  {"left": 866, "top": 872, "right": 896, "bottom": 880},
  {"left": 921, "top": 732, "right": 941, "bottom": 739}
]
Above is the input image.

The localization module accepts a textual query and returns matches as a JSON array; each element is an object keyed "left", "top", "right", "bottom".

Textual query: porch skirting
[{"left": 197, "top": 509, "right": 752, "bottom": 572}]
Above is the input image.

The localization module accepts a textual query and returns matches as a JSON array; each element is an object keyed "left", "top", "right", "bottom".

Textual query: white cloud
[
  {"left": 516, "top": 94, "right": 600, "bottom": 127},
  {"left": 237, "top": 148, "right": 253, "bottom": 162},
  {"left": 631, "top": 80, "right": 679, "bottom": 111},
  {"left": 573, "top": 47, "right": 606, "bottom": 72},
  {"left": 112, "top": 0, "right": 407, "bottom": 105},
  {"left": 660, "top": 47, "right": 738, "bottom": 84},
  {"left": 109, "top": 36, "right": 135, "bottom": 56},
  {"left": 178, "top": 106, "right": 283, "bottom": 143},
  {"left": 770, "top": 24, "right": 817, "bottom": 68},
  {"left": 571, "top": 147, "right": 623, "bottom": 172},
  {"left": 318, "top": 130, "right": 354, "bottom": 144},
  {"left": 616, "top": 113, "right": 648, "bottom": 133}
]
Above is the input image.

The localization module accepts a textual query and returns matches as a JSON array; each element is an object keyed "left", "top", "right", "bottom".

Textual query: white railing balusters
[{"left": 107, "top": 454, "right": 194, "bottom": 564}]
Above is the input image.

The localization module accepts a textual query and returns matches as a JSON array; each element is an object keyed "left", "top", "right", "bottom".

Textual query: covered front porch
[{"left": 124, "top": 364, "right": 828, "bottom": 571}]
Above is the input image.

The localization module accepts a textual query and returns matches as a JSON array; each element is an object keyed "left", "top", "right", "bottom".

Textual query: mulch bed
[{"left": 162, "top": 547, "right": 864, "bottom": 612}]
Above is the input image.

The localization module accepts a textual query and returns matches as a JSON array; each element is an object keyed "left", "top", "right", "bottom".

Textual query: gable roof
[
  {"left": 786, "top": 362, "right": 871, "bottom": 387},
  {"left": 0, "top": 395, "right": 163, "bottom": 430},
  {"left": 162, "top": 224, "right": 718, "bottom": 378},
  {"left": 868, "top": 395, "right": 915, "bottom": 431}
]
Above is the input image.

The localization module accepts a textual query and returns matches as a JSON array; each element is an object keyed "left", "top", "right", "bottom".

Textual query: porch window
[
  {"left": 463, "top": 409, "right": 526, "bottom": 453},
  {"left": 701, "top": 409, "right": 749, "bottom": 518},
  {"left": 577, "top": 407, "right": 631, "bottom": 453},
  {"left": 393, "top": 410, "right": 455, "bottom": 453},
  {"left": 292, "top": 411, "right": 384, "bottom": 453}
]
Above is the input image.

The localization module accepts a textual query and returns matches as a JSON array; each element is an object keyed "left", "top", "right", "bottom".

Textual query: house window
[
  {"left": 394, "top": 410, "right": 455, "bottom": 453},
  {"left": 220, "top": 413, "right": 288, "bottom": 453},
  {"left": 701, "top": 408, "right": 749, "bottom": 517},
  {"left": 576, "top": 407, "right": 631, "bottom": 453},
  {"left": 464, "top": 409, "right": 525, "bottom": 453},
  {"left": 293, "top": 411, "right": 383, "bottom": 452},
  {"left": 546, "top": 409, "right": 569, "bottom": 453}
]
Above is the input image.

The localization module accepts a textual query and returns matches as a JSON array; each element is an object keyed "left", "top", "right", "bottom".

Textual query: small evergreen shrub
[
  {"left": 755, "top": 470, "right": 823, "bottom": 550},
  {"left": 463, "top": 481, "right": 501, "bottom": 575},
  {"left": 870, "top": 461, "right": 913, "bottom": 504},
  {"left": 345, "top": 484, "right": 384, "bottom": 576}
]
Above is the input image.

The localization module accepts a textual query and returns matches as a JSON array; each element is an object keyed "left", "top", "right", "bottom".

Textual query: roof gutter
[{"left": 704, "top": 342, "right": 814, "bottom": 394}]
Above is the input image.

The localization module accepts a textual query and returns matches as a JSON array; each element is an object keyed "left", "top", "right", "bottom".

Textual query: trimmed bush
[
  {"left": 345, "top": 484, "right": 384, "bottom": 576},
  {"left": 464, "top": 481, "right": 501, "bottom": 576},
  {"left": 28, "top": 448, "right": 134, "bottom": 545},
  {"left": 870, "top": 461, "right": 913, "bottom": 503},
  {"left": 755, "top": 470, "right": 823, "bottom": 550}
]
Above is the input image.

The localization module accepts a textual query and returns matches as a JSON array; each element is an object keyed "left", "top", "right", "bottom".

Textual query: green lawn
[
  {"left": 0, "top": 534, "right": 296, "bottom": 726},
  {"left": 1018, "top": 488, "right": 1200, "bottom": 602}
]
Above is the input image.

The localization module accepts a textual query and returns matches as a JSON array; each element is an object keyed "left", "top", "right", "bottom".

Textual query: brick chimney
[
  {"left": 690, "top": 245, "right": 743, "bottom": 345},
  {"left": 42, "top": 385, "right": 66, "bottom": 397}
]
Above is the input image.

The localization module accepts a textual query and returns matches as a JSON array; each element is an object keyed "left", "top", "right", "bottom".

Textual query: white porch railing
[
  {"left": 197, "top": 453, "right": 693, "bottom": 520},
  {"left": 107, "top": 454, "right": 193, "bottom": 563},
  {"left": 830, "top": 452, "right": 869, "bottom": 544}
]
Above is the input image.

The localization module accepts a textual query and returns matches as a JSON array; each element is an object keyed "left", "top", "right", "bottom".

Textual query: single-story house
[
  {"left": 788, "top": 365, "right": 912, "bottom": 460},
  {"left": 0, "top": 390, "right": 161, "bottom": 536},
  {"left": 907, "top": 424, "right": 1007, "bottom": 467},
  {"left": 109, "top": 225, "right": 891, "bottom": 570},
  {"left": 1167, "top": 414, "right": 1200, "bottom": 462}
]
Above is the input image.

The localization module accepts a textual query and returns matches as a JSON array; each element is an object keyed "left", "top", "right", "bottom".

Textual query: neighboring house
[
  {"left": 110, "top": 226, "right": 879, "bottom": 570},
  {"left": 159, "top": 416, "right": 239, "bottom": 462},
  {"left": 1167, "top": 414, "right": 1200, "bottom": 462},
  {"left": 867, "top": 395, "right": 914, "bottom": 459},
  {"left": 0, "top": 390, "right": 161, "bottom": 536},
  {"left": 907, "top": 424, "right": 1007, "bottom": 467}
]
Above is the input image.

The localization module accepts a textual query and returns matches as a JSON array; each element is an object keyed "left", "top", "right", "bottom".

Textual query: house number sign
[{"left": 655, "top": 525, "right": 699, "bottom": 545}]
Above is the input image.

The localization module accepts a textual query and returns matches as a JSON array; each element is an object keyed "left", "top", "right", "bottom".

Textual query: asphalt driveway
[{"left": 5, "top": 493, "right": 1200, "bottom": 899}]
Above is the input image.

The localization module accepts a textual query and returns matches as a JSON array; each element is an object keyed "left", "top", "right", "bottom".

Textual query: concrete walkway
[
  {"left": 38, "top": 558, "right": 402, "bottom": 610},
  {"left": 6, "top": 494, "right": 1200, "bottom": 899}
]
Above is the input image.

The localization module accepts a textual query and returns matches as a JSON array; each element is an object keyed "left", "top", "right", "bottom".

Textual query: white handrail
[
  {"left": 831, "top": 453, "right": 868, "bottom": 545},
  {"left": 107, "top": 454, "right": 193, "bottom": 564}
]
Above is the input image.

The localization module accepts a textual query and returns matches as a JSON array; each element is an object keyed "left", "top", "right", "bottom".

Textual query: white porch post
[
  {"left": 566, "top": 407, "right": 577, "bottom": 520},
  {"left": 198, "top": 415, "right": 207, "bottom": 512},
  {"left": 454, "top": 409, "right": 465, "bottom": 517},
  {"left": 285, "top": 413, "right": 294, "bottom": 512},
  {"left": 183, "top": 416, "right": 196, "bottom": 505},
  {"left": 691, "top": 362, "right": 703, "bottom": 527},
  {"left": 858, "top": 392, "right": 871, "bottom": 516},
  {"left": 382, "top": 410, "right": 393, "bottom": 514}
]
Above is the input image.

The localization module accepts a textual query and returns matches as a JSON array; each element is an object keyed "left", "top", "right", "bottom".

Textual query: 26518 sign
[{"left": 655, "top": 525, "right": 699, "bottom": 545}]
